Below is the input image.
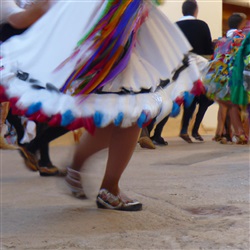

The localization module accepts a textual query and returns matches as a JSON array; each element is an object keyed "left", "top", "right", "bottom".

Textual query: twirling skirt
[{"left": 0, "top": 1, "right": 204, "bottom": 133}]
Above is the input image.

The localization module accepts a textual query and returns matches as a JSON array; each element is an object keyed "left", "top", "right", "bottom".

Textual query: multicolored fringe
[
  {"left": 152, "top": 0, "right": 164, "bottom": 6},
  {"left": 169, "top": 79, "right": 205, "bottom": 117},
  {"left": 59, "top": 0, "right": 146, "bottom": 97},
  {"left": 204, "top": 30, "right": 246, "bottom": 101}
]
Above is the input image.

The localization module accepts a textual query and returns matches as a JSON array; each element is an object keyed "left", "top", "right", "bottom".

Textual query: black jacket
[{"left": 176, "top": 19, "right": 213, "bottom": 55}]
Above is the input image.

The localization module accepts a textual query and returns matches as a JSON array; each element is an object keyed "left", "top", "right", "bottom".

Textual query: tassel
[
  {"left": 61, "top": 110, "right": 75, "bottom": 126},
  {"left": 169, "top": 102, "right": 180, "bottom": 117},
  {"left": 83, "top": 117, "right": 95, "bottom": 135},
  {"left": 48, "top": 114, "right": 62, "bottom": 127},
  {"left": 183, "top": 92, "right": 195, "bottom": 108},
  {"left": 114, "top": 112, "right": 124, "bottom": 126},
  {"left": 191, "top": 79, "right": 206, "bottom": 96},
  {"left": 93, "top": 111, "right": 104, "bottom": 128},
  {"left": 26, "top": 102, "right": 42, "bottom": 116}
]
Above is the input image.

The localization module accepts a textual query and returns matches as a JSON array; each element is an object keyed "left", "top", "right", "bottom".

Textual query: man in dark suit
[{"left": 177, "top": 0, "right": 214, "bottom": 143}]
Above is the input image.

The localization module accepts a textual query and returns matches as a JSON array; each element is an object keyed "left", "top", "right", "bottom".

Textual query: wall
[
  {"left": 222, "top": 3, "right": 250, "bottom": 35},
  {"left": 159, "top": 0, "right": 223, "bottom": 39}
]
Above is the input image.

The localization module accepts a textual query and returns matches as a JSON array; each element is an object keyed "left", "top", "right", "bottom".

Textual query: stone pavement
[{"left": 1, "top": 135, "right": 249, "bottom": 250}]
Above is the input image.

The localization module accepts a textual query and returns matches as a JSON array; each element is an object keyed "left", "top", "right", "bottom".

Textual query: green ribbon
[{"left": 230, "top": 33, "right": 250, "bottom": 106}]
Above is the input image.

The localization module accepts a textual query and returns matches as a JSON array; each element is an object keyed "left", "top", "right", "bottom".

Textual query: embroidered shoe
[{"left": 96, "top": 189, "right": 142, "bottom": 211}]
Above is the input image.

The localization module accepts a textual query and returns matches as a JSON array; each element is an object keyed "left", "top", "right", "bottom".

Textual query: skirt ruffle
[{"left": 0, "top": 1, "right": 204, "bottom": 134}]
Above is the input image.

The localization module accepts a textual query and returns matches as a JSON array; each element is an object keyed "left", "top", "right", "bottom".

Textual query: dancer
[
  {"left": 177, "top": 0, "right": 214, "bottom": 143},
  {"left": 0, "top": 0, "right": 69, "bottom": 176},
  {"left": 204, "top": 13, "right": 249, "bottom": 144},
  {"left": 1, "top": 1, "right": 203, "bottom": 211},
  {"left": 139, "top": 0, "right": 212, "bottom": 148},
  {"left": 0, "top": 0, "right": 48, "bottom": 150}
]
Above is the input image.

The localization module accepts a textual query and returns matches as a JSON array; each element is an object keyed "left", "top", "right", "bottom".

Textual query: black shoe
[
  {"left": 192, "top": 133, "right": 204, "bottom": 141},
  {"left": 180, "top": 134, "right": 193, "bottom": 143},
  {"left": 151, "top": 136, "right": 168, "bottom": 146}
]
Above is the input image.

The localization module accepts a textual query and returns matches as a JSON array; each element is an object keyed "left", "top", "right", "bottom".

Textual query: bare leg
[
  {"left": 70, "top": 124, "right": 114, "bottom": 171},
  {"left": 100, "top": 124, "right": 141, "bottom": 195},
  {"left": 66, "top": 125, "right": 113, "bottom": 198},
  {"left": 216, "top": 101, "right": 229, "bottom": 136},
  {"left": 0, "top": 102, "right": 9, "bottom": 135},
  {"left": 66, "top": 124, "right": 141, "bottom": 201},
  {"left": 229, "top": 104, "right": 245, "bottom": 136}
]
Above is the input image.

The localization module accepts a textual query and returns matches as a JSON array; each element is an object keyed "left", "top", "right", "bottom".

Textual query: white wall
[{"left": 159, "top": 0, "right": 223, "bottom": 39}]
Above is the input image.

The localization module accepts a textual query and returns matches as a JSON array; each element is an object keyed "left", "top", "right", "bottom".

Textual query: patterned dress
[{"left": 204, "top": 30, "right": 249, "bottom": 103}]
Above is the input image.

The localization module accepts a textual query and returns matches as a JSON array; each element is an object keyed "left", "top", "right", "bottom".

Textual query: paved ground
[{"left": 1, "top": 135, "right": 249, "bottom": 250}]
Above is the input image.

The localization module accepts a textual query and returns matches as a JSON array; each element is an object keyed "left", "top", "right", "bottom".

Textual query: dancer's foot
[
  {"left": 138, "top": 136, "right": 156, "bottom": 149},
  {"left": 179, "top": 134, "right": 193, "bottom": 143},
  {"left": 65, "top": 167, "right": 86, "bottom": 199},
  {"left": 151, "top": 136, "right": 168, "bottom": 146},
  {"left": 220, "top": 137, "right": 233, "bottom": 145},
  {"left": 232, "top": 134, "right": 248, "bottom": 145},
  {"left": 19, "top": 146, "right": 39, "bottom": 171},
  {"left": 191, "top": 133, "right": 204, "bottom": 141},
  {"left": 38, "top": 161, "right": 60, "bottom": 176},
  {"left": 0, "top": 136, "right": 18, "bottom": 150},
  {"left": 96, "top": 189, "right": 142, "bottom": 211},
  {"left": 212, "top": 134, "right": 223, "bottom": 142}
]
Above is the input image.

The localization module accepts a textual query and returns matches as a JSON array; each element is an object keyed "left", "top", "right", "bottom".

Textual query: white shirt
[
  {"left": 226, "top": 29, "right": 238, "bottom": 38},
  {"left": 1, "top": 0, "right": 23, "bottom": 24},
  {"left": 178, "top": 15, "right": 196, "bottom": 21}
]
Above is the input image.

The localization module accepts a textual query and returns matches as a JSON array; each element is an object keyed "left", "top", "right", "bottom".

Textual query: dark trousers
[
  {"left": 7, "top": 109, "right": 68, "bottom": 164},
  {"left": 148, "top": 116, "right": 169, "bottom": 138},
  {"left": 26, "top": 124, "right": 68, "bottom": 164},
  {"left": 180, "top": 94, "right": 213, "bottom": 135},
  {"left": 140, "top": 115, "right": 170, "bottom": 139}
]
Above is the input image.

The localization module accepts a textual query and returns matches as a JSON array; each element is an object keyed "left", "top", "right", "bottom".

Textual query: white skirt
[{"left": 0, "top": 1, "right": 204, "bottom": 132}]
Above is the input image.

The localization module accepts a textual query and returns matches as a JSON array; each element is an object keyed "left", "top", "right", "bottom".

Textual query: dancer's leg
[
  {"left": 6, "top": 108, "right": 25, "bottom": 145},
  {"left": 147, "top": 118, "right": 156, "bottom": 135},
  {"left": 0, "top": 102, "right": 17, "bottom": 149},
  {"left": 229, "top": 104, "right": 245, "bottom": 136},
  {"left": 180, "top": 97, "right": 197, "bottom": 135},
  {"left": 0, "top": 102, "right": 9, "bottom": 135},
  {"left": 215, "top": 101, "right": 229, "bottom": 137},
  {"left": 192, "top": 95, "right": 213, "bottom": 136},
  {"left": 70, "top": 124, "right": 114, "bottom": 171},
  {"left": 100, "top": 124, "right": 141, "bottom": 195},
  {"left": 67, "top": 124, "right": 140, "bottom": 199},
  {"left": 66, "top": 125, "right": 114, "bottom": 197},
  {"left": 153, "top": 116, "right": 169, "bottom": 138},
  {"left": 26, "top": 125, "right": 68, "bottom": 154}
]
